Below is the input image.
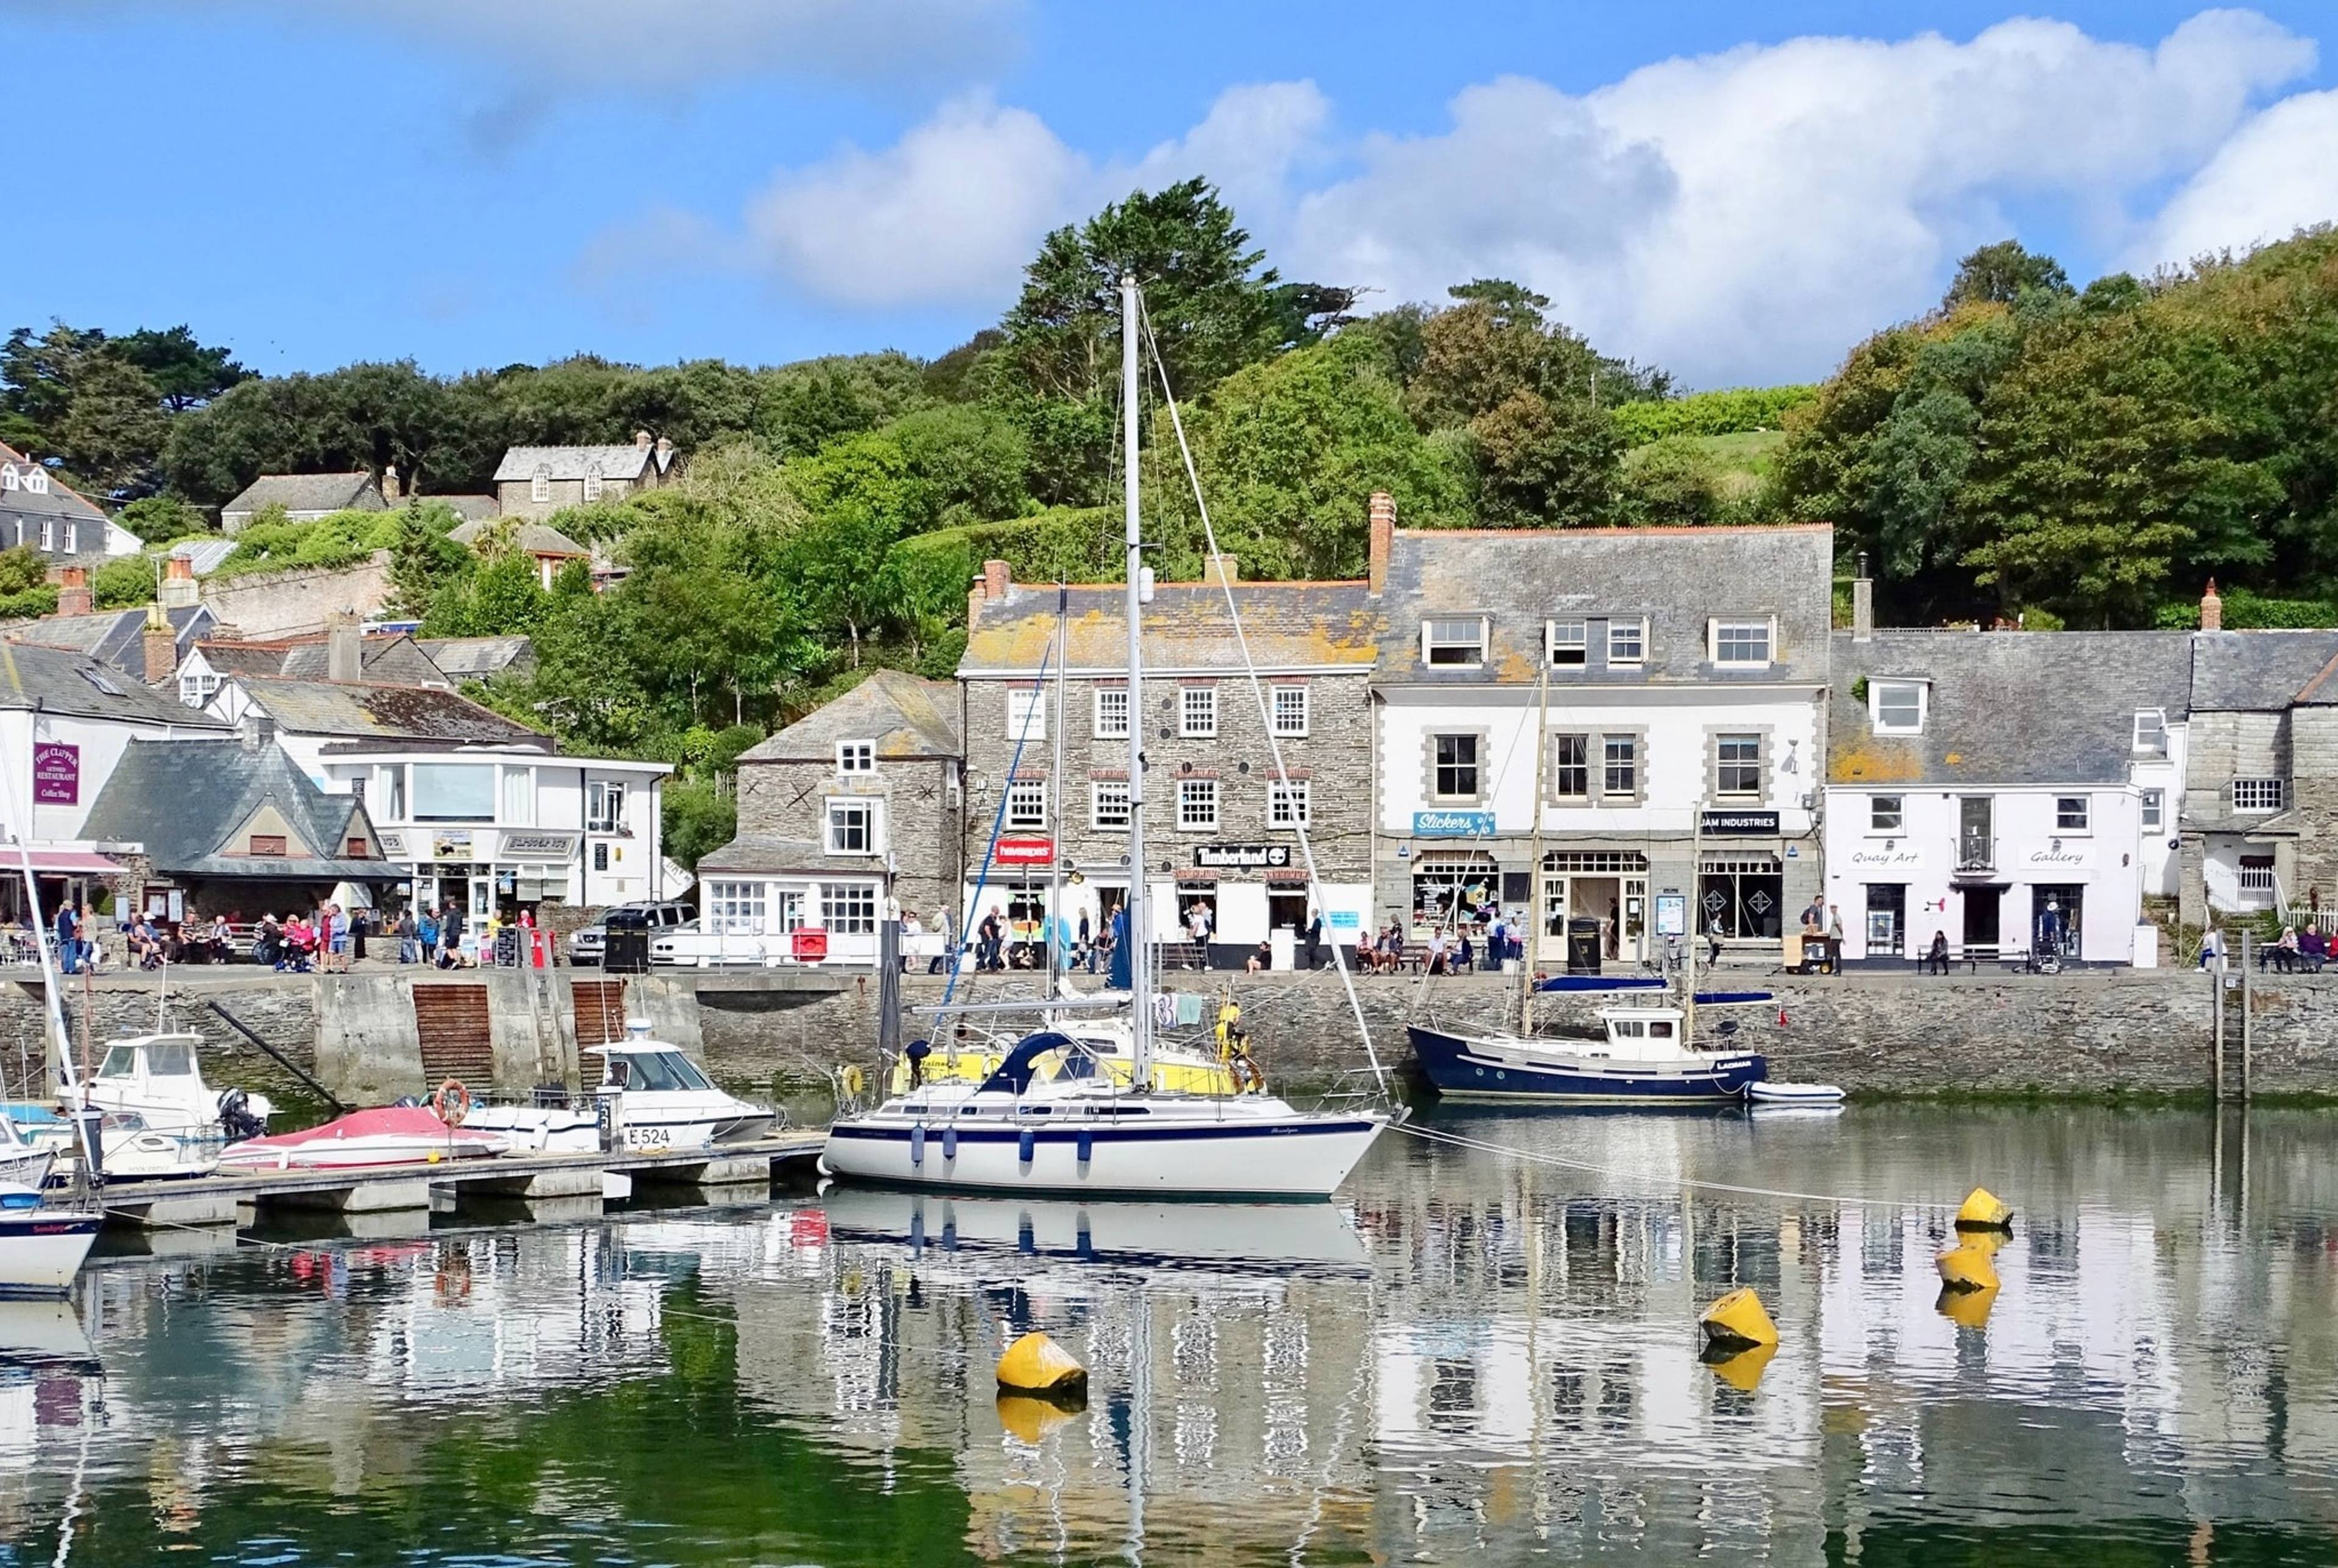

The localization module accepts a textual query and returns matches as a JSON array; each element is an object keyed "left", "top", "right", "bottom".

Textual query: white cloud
[
  {"left": 2134, "top": 88, "right": 2338, "bottom": 267},
  {"left": 617, "top": 10, "right": 2335, "bottom": 384}
]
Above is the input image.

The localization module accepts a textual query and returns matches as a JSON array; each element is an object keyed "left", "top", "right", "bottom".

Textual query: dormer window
[
  {"left": 583, "top": 462, "right": 604, "bottom": 502},
  {"left": 1423, "top": 617, "right": 1487, "bottom": 668},
  {"left": 530, "top": 464, "right": 552, "bottom": 503},
  {"left": 2133, "top": 709, "right": 2167, "bottom": 754},
  {"left": 837, "top": 741, "right": 874, "bottom": 775},
  {"left": 1547, "top": 620, "right": 1587, "bottom": 667},
  {"left": 1871, "top": 679, "right": 1926, "bottom": 735},
  {"left": 1711, "top": 618, "right": 1772, "bottom": 667},
  {"left": 1606, "top": 618, "right": 1646, "bottom": 665}
]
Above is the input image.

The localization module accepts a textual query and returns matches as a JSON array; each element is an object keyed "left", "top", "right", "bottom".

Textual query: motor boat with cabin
[
  {"left": 0, "top": 1183, "right": 99, "bottom": 1293},
  {"left": 217, "top": 1105, "right": 512, "bottom": 1171},
  {"left": 825, "top": 1031, "right": 1389, "bottom": 1198},
  {"left": 825, "top": 275, "right": 1397, "bottom": 1202},
  {"left": 460, "top": 1022, "right": 775, "bottom": 1153},
  {"left": 0, "top": 1111, "right": 54, "bottom": 1190},
  {"left": 80, "top": 1034, "right": 275, "bottom": 1139},
  {"left": 1408, "top": 976, "right": 1772, "bottom": 1103}
]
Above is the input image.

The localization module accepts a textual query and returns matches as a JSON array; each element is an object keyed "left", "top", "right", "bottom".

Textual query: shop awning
[{"left": 6, "top": 849, "right": 124, "bottom": 877}]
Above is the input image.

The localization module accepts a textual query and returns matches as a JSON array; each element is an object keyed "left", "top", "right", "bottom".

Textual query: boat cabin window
[
  {"left": 1613, "top": 1020, "right": 1646, "bottom": 1039},
  {"left": 1647, "top": 1019, "right": 1674, "bottom": 1039},
  {"left": 99, "top": 1045, "right": 139, "bottom": 1078},
  {"left": 607, "top": 1050, "right": 715, "bottom": 1093},
  {"left": 146, "top": 1038, "right": 197, "bottom": 1076}
]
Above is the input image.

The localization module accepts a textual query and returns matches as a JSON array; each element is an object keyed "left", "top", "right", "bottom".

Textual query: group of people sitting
[
  {"left": 125, "top": 912, "right": 237, "bottom": 969},
  {"left": 250, "top": 905, "right": 358, "bottom": 973},
  {"left": 2259, "top": 925, "right": 2332, "bottom": 973}
]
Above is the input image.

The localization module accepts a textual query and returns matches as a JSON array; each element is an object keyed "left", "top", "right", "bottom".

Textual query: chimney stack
[
  {"left": 983, "top": 558, "right": 1011, "bottom": 602},
  {"left": 1367, "top": 491, "right": 1395, "bottom": 596},
  {"left": 381, "top": 463, "right": 402, "bottom": 505},
  {"left": 633, "top": 429, "right": 653, "bottom": 450},
  {"left": 1203, "top": 553, "right": 1240, "bottom": 587},
  {"left": 655, "top": 435, "right": 674, "bottom": 467},
  {"left": 2201, "top": 578, "right": 2223, "bottom": 632},
  {"left": 239, "top": 710, "right": 275, "bottom": 754},
  {"left": 53, "top": 565, "right": 91, "bottom": 618},
  {"left": 1852, "top": 550, "right": 1874, "bottom": 642},
  {"left": 160, "top": 554, "right": 199, "bottom": 610},
  {"left": 326, "top": 607, "right": 362, "bottom": 682},
  {"left": 141, "top": 604, "right": 176, "bottom": 685}
]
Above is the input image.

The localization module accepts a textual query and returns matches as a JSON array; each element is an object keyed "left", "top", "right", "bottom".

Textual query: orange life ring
[{"left": 430, "top": 1077, "right": 473, "bottom": 1127}]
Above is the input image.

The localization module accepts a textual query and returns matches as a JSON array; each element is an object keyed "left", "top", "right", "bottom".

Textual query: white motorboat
[
  {"left": 824, "top": 275, "right": 1395, "bottom": 1200},
  {"left": 218, "top": 1106, "right": 510, "bottom": 1171},
  {"left": 0, "top": 1183, "right": 99, "bottom": 1294},
  {"left": 1747, "top": 1080, "right": 1847, "bottom": 1107},
  {"left": 81, "top": 1032, "right": 275, "bottom": 1138},
  {"left": 462, "top": 1023, "right": 774, "bottom": 1153}
]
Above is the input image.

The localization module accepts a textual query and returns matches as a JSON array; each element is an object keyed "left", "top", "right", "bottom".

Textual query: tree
[
  {"left": 115, "top": 495, "right": 210, "bottom": 544},
  {"left": 114, "top": 326, "right": 250, "bottom": 411},
  {"left": 93, "top": 556, "right": 158, "bottom": 611},
  {"left": 1942, "top": 240, "right": 2073, "bottom": 309},
  {"left": 54, "top": 352, "right": 167, "bottom": 495}
]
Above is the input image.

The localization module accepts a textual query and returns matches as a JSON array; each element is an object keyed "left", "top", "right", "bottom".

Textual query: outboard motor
[{"left": 216, "top": 1087, "right": 265, "bottom": 1143}]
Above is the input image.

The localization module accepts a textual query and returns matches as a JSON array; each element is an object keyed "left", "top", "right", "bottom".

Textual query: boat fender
[
  {"left": 1936, "top": 1241, "right": 1999, "bottom": 1293},
  {"left": 1954, "top": 1187, "right": 2013, "bottom": 1231},
  {"left": 430, "top": 1079, "right": 474, "bottom": 1127},
  {"left": 1018, "top": 1129, "right": 1036, "bottom": 1165},
  {"left": 996, "top": 1331, "right": 1087, "bottom": 1394},
  {"left": 1075, "top": 1130, "right": 1093, "bottom": 1166},
  {"left": 1699, "top": 1287, "right": 1778, "bottom": 1353},
  {"left": 910, "top": 1124, "right": 925, "bottom": 1166},
  {"left": 841, "top": 1064, "right": 865, "bottom": 1099},
  {"left": 941, "top": 1127, "right": 958, "bottom": 1161}
]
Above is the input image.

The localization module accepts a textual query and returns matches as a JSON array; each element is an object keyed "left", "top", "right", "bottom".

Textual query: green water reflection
[{"left": 4, "top": 1104, "right": 2338, "bottom": 1564}]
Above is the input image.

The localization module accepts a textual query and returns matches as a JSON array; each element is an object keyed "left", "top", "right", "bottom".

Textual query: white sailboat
[{"left": 823, "top": 275, "right": 1395, "bottom": 1199}]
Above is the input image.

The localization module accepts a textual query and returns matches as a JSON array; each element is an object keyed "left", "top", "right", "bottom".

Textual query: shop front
[{"left": 382, "top": 827, "right": 581, "bottom": 923}]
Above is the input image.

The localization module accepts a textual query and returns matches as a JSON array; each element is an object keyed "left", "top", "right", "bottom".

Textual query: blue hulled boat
[{"left": 1406, "top": 979, "right": 1772, "bottom": 1103}]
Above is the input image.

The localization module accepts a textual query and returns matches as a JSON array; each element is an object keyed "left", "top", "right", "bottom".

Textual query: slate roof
[
  {"left": 2188, "top": 631, "right": 2338, "bottom": 711},
  {"left": 419, "top": 635, "right": 535, "bottom": 680},
  {"left": 449, "top": 519, "right": 589, "bottom": 556},
  {"left": 493, "top": 445, "right": 662, "bottom": 483},
  {"left": 220, "top": 472, "right": 382, "bottom": 519},
  {"left": 193, "top": 633, "right": 446, "bottom": 687},
  {"left": 1829, "top": 630, "right": 2195, "bottom": 787},
  {"left": 12, "top": 604, "right": 214, "bottom": 680},
  {"left": 961, "top": 580, "right": 1381, "bottom": 677},
  {"left": 695, "top": 834, "right": 882, "bottom": 878},
  {"left": 436, "top": 495, "right": 500, "bottom": 522},
  {"left": 81, "top": 736, "right": 390, "bottom": 882},
  {"left": 0, "top": 639, "right": 230, "bottom": 727},
  {"left": 0, "top": 444, "right": 108, "bottom": 527},
  {"left": 233, "top": 677, "right": 549, "bottom": 747},
  {"left": 1375, "top": 525, "right": 1834, "bottom": 686},
  {"left": 739, "top": 668, "right": 961, "bottom": 763}
]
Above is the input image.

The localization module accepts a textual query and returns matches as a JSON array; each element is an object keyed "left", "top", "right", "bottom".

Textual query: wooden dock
[{"left": 87, "top": 1133, "right": 827, "bottom": 1233}]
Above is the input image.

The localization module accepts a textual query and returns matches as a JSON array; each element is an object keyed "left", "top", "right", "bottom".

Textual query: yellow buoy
[
  {"left": 995, "top": 1331, "right": 1087, "bottom": 1394},
  {"left": 997, "top": 1391, "right": 1083, "bottom": 1443},
  {"left": 1936, "top": 1241, "right": 1999, "bottom": 1293},
  {"left": 1936, "top": 1284, "right": 2000, "bottom": 1329},
  {"left": 1699, "top": 1287, "right": 1779, "bottom": 1352},
  {"left": 1954, "top": 1188, "right": 2013, "bottom": 1231},
  {"left": 1704, "top": 1340, "right": 1776, "bottom": 1392}
]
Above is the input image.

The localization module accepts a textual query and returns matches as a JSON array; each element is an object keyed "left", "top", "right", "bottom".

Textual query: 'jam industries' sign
[
  {"left": 1700, "top": 809, "right": 1780, "bottom": 836},
  {"left": 31, "top": 743, "right": 77, "bottom": 805}
]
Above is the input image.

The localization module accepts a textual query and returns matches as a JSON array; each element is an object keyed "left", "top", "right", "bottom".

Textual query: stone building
[
  {"left": 1371, "top": 502, "right": 1834, "bottom": 967},
  {"left": 493, "top": 435, "right": 678, "bottom": 521},
  {"left": 1824, "top": 606, "right": 2191, "bottom": 966},
  {"left": 218, "top": 470, "right": 385, "bottom": 534},
  {"left": 699, "top": 668, "right": 964, "bottom": 966},
  {"left": 958, "top": 557, "right": 1378, "bottom": 968},
  {"left": 0, "top": 443, "right": 138, "bottom": 563}
]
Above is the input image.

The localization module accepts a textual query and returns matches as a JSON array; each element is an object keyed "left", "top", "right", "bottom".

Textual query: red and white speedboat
[{"left": 218, "top": 1107, "right": 510, "bottom": 1171}]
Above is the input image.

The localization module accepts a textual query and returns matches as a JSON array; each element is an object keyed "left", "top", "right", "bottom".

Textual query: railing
[{"left": 1954, "top": 835, "right": 1996, "bottom": 873}]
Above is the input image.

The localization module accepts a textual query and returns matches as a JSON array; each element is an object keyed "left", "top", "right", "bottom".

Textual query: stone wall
[{"left": 201, "top": 555, "right": 393, "bottom": 638}]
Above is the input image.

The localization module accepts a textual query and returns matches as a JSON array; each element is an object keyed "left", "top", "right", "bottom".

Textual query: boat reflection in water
[{"left": 820, "top": 1186, "right": 1372, "bottom": 1276}]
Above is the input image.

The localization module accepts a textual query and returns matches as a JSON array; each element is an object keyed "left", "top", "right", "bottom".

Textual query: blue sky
[{"left": 10, "top": 2, "right": 2338, "bottom": 388}]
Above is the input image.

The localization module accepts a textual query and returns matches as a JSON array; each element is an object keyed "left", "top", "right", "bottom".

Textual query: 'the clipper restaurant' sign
[
  {"left": 1700, "top": 809, "right": 1780, "bottom": 836},
  {"left": 1194, "top": 844, "right": 1291, "bottom": 869}
]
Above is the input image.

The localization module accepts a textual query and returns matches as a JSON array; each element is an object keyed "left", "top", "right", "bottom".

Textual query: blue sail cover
[
  {"left": 1534, "top": 975, "right": 1666, "bottom": 995},
  {"left": 975, "top": 1032, "right": 1093, "bottom": 1095},
  {"left": 1107, "top": 905, "right": 1132, "bottom": 991}
]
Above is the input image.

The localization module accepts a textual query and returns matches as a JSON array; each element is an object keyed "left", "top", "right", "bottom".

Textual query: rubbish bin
[
  {"left": 603, "top": 908, "right": 651, "bottom": 974},
  {"left": 1566, "top": 917, "right": 1603, "bottom": 975}
]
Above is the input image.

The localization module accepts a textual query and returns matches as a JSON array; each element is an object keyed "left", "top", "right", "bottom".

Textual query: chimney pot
[
  {"left": 1367, "top": 491, "right": 1396, "bottom": 596},
  {"left": 634, "top": 429, "right": 653, "bottom": 450},
  {"left": 2201, "top": 578, "right": 2224, "bottom": 632},
  {"left": 160, "top": 553, "right": 200, "bottom": 610}
]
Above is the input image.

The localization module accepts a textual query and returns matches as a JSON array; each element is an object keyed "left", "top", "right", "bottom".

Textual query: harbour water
[{"left": 5, "top": 1104, "right": 2336, "bottom": 1564}]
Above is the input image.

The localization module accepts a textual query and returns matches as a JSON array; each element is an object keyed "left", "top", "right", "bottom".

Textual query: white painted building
[
  {"left": 1371, "top": 519, "right": 1835, "bottom": 966},
  {"left": 1824, "top": 623, "right": 2194, "bottom": 966}
]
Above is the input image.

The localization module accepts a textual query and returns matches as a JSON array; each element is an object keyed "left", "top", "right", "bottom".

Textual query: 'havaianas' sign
[{"left": 1413, "top": 810, "right": 1496, "bottom": 838}]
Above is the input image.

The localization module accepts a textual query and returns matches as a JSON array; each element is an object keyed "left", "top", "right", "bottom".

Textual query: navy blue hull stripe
[{"left": 829, "top": 1119, "right": 1380, "bottom": 1147}]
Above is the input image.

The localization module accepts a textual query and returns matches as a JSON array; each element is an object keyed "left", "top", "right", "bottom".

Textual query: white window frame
[
  {"left": 2141, "top": 787, "right": 2164, "bottom": 831},
  {"left": 61, "top": 523, "right": 75, "bottom": 555},
  {"left": 1432, "top": 734, "right": 1480, "bottom": 800},
  {"left": 1179, "top": 686, "right": 1218, "bottom": 738},
  {"left": 586, "top": 779, "right": 627, "bottom": 834},
  {"left": 1090, "top": 780, "right": 1131, "bottom": 831},
  {"left": 530, "top": 465, "right": 552, "bottom": 503},
  {"left": 824, "top": 797, "right": 882, "bottom": 856},
  {"left": 707, "top": 880, "right": 767, "bottom": 935},
  {"left": 1871, "top": 679, "right": 1927, "bottom": 735},
  {"left": 39, "top": 519, "right": 53, "bottom": 551},
  {"left": 2133, "top": 709, "right": 2167, "bottom": 754},
  {"left": 1547, "top": 620, "right": 1588, "bottom": 667},
  {"left": 2054, "top": 796, "right": 2091, "bottom": 833},
  {"left": 1270, "top": 685, "right": 1308, "bottom": 737},
  {"left": 1268, "top": 779, "right": 1310, "bottom": 829},
  {"left": 1177, "top": 778, "right": 1219, "bottom": 832},
  {"left": 1422, "top": 616, "right": 1488, "bottom": 668},
  {"left": 500, "top": 765, "right": 534, "bottom": 827},
  {"left": 836, "top": 740, "right": 874, "bottom": 775},
  {"left": 583, "top": 463, "right": 604, "bottom": 503},
  {"left": 1005, "top": 688, "right": 1047, "bottom": 742},
  {"left": 1715, "top": 733, "right": 1763, "bottom": 797},
  {"left": 820, "top": 883, "right": 879, "bottom": 935},
  {"left": 1602, "top": 735, "right": 1637, "bottom": 798},
  {"left": 178, "top": 671, "right": 220, "bottom": 708},
  {"left": 1870, "top": 794, "right": 1904, "bottom": 834},
  {"left": 2233, "top": 777, "right": 2285, "bottom": 814},
  {"left": 1606, "top": 617, "right": 1646, "bottom": 666},
  {"left": 1093, "top": 687, "right": 1129, "bottom": 739},
  {"left": 1710, "top": 618, "right": 1774, "bottom": 668},
  {"left": 1550, "top": 733, "right": 1590, "bottom": 800},
  {"left": 1005, "top": 779, "right": 1047, "bottom": 831}
]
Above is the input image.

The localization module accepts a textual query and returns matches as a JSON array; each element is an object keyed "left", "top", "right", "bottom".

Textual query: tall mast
[
  {"left": 1121, "top": 273, "right": 1152, "bottom": 1076},
  {"left": 1685, "top": 796, "right": 1701, "bottom": 1048},
  {"left": 1047, "top": 582, "right": 1068, "bottom": 996},
  {"left": 1522, "top": 663, "right": 1549, "bottom": 1035}
]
